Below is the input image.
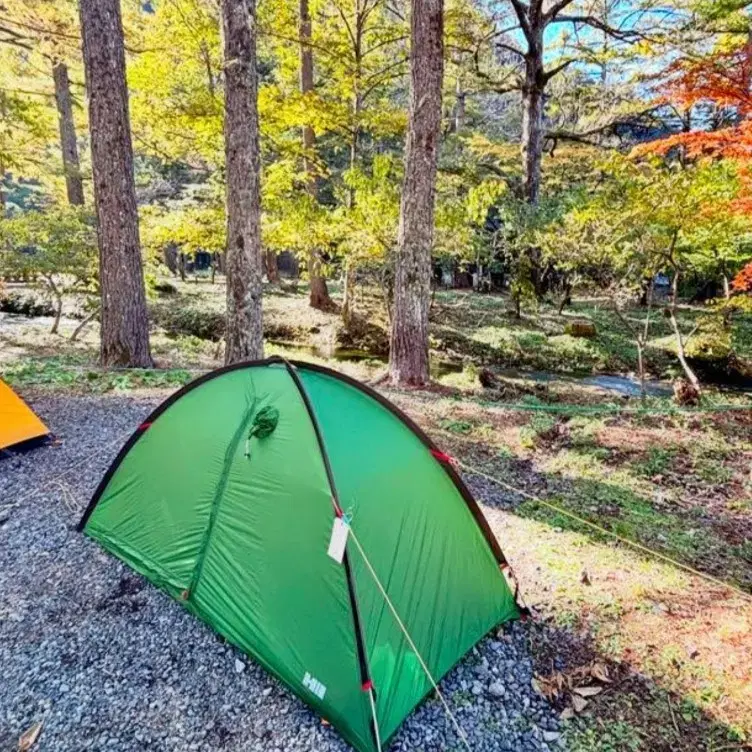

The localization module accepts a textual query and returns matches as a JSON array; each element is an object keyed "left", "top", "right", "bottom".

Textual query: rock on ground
[{"left": 0, "top": 393, "right": 562, "bottom": 751}]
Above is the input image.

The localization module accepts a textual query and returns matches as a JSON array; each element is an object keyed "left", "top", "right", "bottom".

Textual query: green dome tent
[{"left": 79, "top": 357, "right": 522, "bottom": 752}]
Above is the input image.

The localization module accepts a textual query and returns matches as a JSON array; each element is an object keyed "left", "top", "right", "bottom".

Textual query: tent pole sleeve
[
  {"left": 185, "top": 401, "right": 258, "bottom": 598},
  {"left": 281, "top": 361, "right": 376, "bottom": 706}
]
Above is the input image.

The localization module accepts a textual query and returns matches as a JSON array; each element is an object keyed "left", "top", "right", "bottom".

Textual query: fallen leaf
[
  {"left": 560, "top": 707, "right": 575, "bottom": 721},
  {"left": 573, "top": 685, "right": 603, "bottom": 698},
  {"left": 590, "top": 663, "right": 611, "bottom": 683},
  {"left": 572, "top": 695, "right": 589, "bottom": 713},
  {"left": 580, "top": 569, "right": 591, "bottom": 586},
  {"left": 554, "top": 671, "right": 571, "bottom": 691},
  {"left": 18, "top": 721, "right": 42, "bottom": 751}
]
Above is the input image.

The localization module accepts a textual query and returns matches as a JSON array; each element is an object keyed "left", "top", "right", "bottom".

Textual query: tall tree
[
  {"left": 79, "top": 0, "right": 152, "bottom": 367},
  {"left": 389, "top": 0, "right": 444, "bottom": 386},
  {"left": 468, "top": 0, "right": 677, "bottom": 204},
  {"left": 53, "top": 61, "right": 84, "bottom": 205},
  {"left": 222, "top": 0, "right": 264, "bottom": 363},
  {"left": 300, "top": 0, "right": 332, "bottom": 309},
  {"left": 0, "top": 1, "right": 86, "bottom": 204}
]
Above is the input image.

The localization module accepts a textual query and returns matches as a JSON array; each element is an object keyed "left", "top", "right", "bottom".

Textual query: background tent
[
  {"left": 0, "top": 379, "right": 49, "bottom": 452},
  {"left": 79, "top": 358, "right": 521, "bottom": 752}
]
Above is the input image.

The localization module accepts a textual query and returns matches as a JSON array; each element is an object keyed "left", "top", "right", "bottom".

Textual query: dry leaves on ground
[{"left": 534, "top": 661, "right": 612, "bottom": 718}]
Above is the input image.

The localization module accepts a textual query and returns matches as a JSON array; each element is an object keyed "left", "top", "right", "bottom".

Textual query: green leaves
[
  {"left": 0, "top": 205, "right": 97, "bottom": 286},
  {"left": 538, "top": 154, "right": 752, "bottom": 289}
]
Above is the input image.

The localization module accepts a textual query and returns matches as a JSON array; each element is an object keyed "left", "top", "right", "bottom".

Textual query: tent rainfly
[
  {"left": 78, "top": 358, "right": 523, "bottom": 752},
  {"left": 0, "top": 379, "right": 49, "bottom": 453}
]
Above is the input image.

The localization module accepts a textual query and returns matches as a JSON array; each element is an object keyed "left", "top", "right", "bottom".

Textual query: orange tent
[{"left": 0, "top": 379, "right": 49, "bottom": 451}]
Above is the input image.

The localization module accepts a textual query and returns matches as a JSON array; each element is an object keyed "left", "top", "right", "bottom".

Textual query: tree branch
[
  {"left": 508, "top": 0, "right": 533, "bottom": 43},
  {"left": 543, "top": 57, "right": 574, "bottom": 81},
  {"left": 543, "top": 0, "right": 578, "bottom": 22},
  {"left": 551, "top": 14, "right": 644, "bottom": 41}
]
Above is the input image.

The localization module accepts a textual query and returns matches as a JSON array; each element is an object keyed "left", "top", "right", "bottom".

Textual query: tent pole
[
  {"left": 368, "top": 686, "right": 382, "bottom": 752},
  {"left": 280, "top": 358, "right": 380, "bottom": 749}
]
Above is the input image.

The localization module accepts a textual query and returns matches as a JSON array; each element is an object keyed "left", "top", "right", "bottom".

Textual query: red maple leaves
[
  {"left": 634, "top": 38, "right": 752, "bottom": 175},
  {"left": 732, "top": 261, "right": 752, "bottom": 293},
  {"left": 664, "top": 43, "right": 752, "bottom": 116}
]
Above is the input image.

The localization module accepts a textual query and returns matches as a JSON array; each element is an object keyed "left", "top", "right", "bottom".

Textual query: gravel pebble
[{"left": 0, "top": 393, "right": 563, "bottom": 751}]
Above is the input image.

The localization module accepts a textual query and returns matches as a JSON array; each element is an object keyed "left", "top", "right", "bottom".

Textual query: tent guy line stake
[
  {"left": 347, "top": 526, "right": 473, "bottom": 752},
  {"left": 453, "top": 459, "right": 752, "bottom": 606}
]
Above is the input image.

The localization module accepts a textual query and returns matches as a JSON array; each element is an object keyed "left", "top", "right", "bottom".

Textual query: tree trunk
[
  {"left": 308, "top": 254, "right": 331, "bottom": 309},
  {"left": 300, "top": 0, "right": 332, "bottom": 311},
  {"left": 79, "top": 0, "right": 152, "bottom": 367},
  {"left": 520, "top": 28, "right": 546, "bottom": 296},
  {"left": 669, "top": 308, "right": 702, "bottom": 393},
  {"left": 389, "top": 0, "right": 443, "bottom": 386},
  {"left": 70, "top": 306, "right": 99, "bottom": 342},
  {"left": 556, "top": 285, "right": 571, "bottom": 315},
  {"left": 265, "top": 250, "right": 279, "bottom": 283},
  {"left": 512, "top": 292, "right": 521, "bottom": 319},
  {"left": 341, "top": 11, "right": 364, "bottom": 323},
  {"left": 163, "top": 244, "right": 179, "bottom": 275},
  {"left": 637, "top": 288, "right": 654, "bottom": 399},
  {"left": 342, "top": 256, "right": 354, "bottom": 325},
  {"left": 521, "top": 44, "right": 545, "bottom": 205},
  {"left": 222, "top": 0, "right": 264, "bottom": 363},
  {"left": 636, "top": 341, "right": 645, "bottom": 397},
  {"left": 454, "top": 73, "right": 465, "bottom": 132},
  {"left": 669, "top": 271, "right": 701, "bottom": 392},
  {"left": 53, "top": 61, "right": 85, "bottom": 206},
  {"left": 341, "top": 94, "right": 362, "bottom": 323},
  {"left": 51, "top": 297, "right": 62, "bottom": 335},
  {"left": 45, "top": 277, "right": 63, "bottom": 335}
]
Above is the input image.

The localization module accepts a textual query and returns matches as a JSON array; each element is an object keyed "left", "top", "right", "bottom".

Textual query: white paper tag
[{"left": 327, "top": 517, "right": 349, "bottom": 564}]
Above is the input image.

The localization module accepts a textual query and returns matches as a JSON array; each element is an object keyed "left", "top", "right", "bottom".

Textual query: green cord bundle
[
  {"left": 250, "top": 406, "right": 279, "bottom": 439},
  {"left": 244, "top": 405, "right": 279, "bottom": 457}
]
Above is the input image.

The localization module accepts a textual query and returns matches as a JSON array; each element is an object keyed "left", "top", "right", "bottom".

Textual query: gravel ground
[{"left": 0, "top": 393, "right": 562, "bottom": 752}]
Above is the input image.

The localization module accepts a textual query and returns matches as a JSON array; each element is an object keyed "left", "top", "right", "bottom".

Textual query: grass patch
[
  {"left": 632, "top": 447, "right": 678, "bottom": 477},
  {"left": 520, "top": 413, "right": 558, "bottom": 448},
  {"left": 438, "top": 418, "right": 475, "bottom": 435},
  {"left": 0, "top": 356, "right": 194, "bottom": 393}
]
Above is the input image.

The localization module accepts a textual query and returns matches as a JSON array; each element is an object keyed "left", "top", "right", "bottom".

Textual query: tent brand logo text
[{"left": 303, "top": 672, "right": 327, "bottom": 700}]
